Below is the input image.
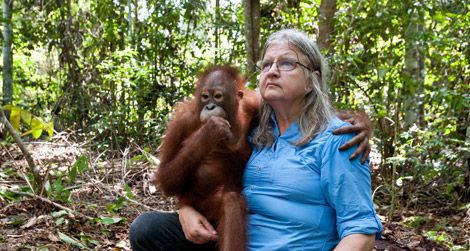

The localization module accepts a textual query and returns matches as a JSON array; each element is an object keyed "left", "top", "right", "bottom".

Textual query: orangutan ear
[{"left": 237, "top": 90, "right": 244, "bottom": 99}]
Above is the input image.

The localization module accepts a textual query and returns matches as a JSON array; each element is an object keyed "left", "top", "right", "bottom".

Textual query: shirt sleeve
[{"left": 320, "top": 131, "right": 382, "bottom": 239}]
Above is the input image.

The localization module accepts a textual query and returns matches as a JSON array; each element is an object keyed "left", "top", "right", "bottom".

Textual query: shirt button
[{"left": 250, "top": 185, "right": 255, "bottom": 190}]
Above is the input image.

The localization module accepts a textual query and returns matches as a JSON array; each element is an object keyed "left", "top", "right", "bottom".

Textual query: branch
[
  {"left": 12, "top": 191, "right": 92, "bottom": 220},
  {"left": 0, "top": 106, "right": 43, "bottom": 193}
]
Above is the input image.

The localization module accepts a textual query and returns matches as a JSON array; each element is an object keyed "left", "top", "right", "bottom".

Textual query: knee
[
  {"left": 129, "top": 211, "right": 169, "bottom": 249},
  {"left": 129, "top": 212, "right": 153, "bottom": 244}
]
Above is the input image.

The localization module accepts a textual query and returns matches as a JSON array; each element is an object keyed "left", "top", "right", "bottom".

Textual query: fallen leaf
[{"left": 48, "top": 232, "right": 60, "bottom": 242}]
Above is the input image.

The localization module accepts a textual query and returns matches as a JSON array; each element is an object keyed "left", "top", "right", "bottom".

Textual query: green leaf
[
  {"left": 106, "top": 196, "right": 125, "bottom": 213},
  {"left": 377, "top": 109, "right": 387, "bottom": 117},
  {"left": 10, "top": 109, "right": 21, "bottom": 131},
  {"left": 51, "top": 210, "right": 69, "bottom": 218},
  {"left": 70, "top": 165, "right": 77, "bottom": 183},
  {"left": 31, "top": 117, "right": 43, "bottom": 138},
  {"left": 2, "top": 104, "right": 13, "bottom": 110},
  {"left": 31, "top": 128, "right": 43, "bottom": 139},
  {"left": 31, "top": 117, "right": 43, "bottom": 129},
  {"left": 79, "top": 234, "right": 100, "bottom": 247},
  {"left": 124, "top": 184, "right": 134, "bottom": 199},
  {"left": 46, "top": 122, "right": 54, "bottom": 137},
  {"left": 20, "top": 110, "right": 32, "bottom": 124},
  {"left": 0, "top": 190, "right": 20, "bottom": 201},
  {"left": 11, "top": 217, "right": 25, "bottom": 227},
  {"left": 53, "top": 178, "right": 63, "bottom": 192},
  {"left": 97, "top": 216, "right": 122, "bottom": 225},
  {"left": 55, "top": 217, "right": 65, "bottom": 226},
  {"left": 44, "top": 180, "right": 51, "bottom": 195},
  {"left": 58, "top": 231, "right": 90, "bottom": 250},
  {"left": 71, "top": 155, "right": 89, "bottom": 175}
]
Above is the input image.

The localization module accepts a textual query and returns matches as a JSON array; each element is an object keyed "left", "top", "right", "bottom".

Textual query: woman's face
[{"left": 258, "top": 41, "right": 311, "bottom": 110}]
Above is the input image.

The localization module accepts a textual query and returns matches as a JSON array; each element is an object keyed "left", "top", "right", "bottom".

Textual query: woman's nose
[{"left": 266, "top": 62, "right": 280, "bottom": 76}]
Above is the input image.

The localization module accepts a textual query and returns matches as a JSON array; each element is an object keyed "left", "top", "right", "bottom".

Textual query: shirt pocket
[
  {"left": 272, "top": 156, "right": 320, "bottom": 201},
  {"left": 243, "top": 150, "right": 274, "bottom": 185}
]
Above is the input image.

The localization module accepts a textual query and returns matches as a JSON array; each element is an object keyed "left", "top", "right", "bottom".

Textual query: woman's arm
[
  {"left": 334, "top": 234, "right": 375, "bottom": 251},
  {"left": 321, "top": 129, "right": 382, "bottom": 246},
  {"left": 178, "top": 205, "right": 218, "bottom": 244}
]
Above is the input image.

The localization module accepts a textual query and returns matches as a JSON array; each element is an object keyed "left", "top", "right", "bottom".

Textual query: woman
[
  {"left": 241, "top": 28, "right": 382, "bottom": 250},
  {"left": 130, "top": 28, "right": 381, "bottom": 251}
]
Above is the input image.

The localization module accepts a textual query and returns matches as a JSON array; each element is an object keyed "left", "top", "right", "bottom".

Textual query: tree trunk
[
  {"left": 127, "top": 0, "right": 139, "bottom": 48},
  {"left": 128, "top": 0, "right": 133, "bottom": 41},
  {"left": 2, "top": 0, "right": 13, "bottom": 106},
  {"left": 215, "top": 0, "right": 220, "bottom": 63},
  {"left": 134, "top": 0, "right": 139, "bottom": 50},
  {"left": 243, "top": 0, "right": 260, "bottom": 79},
  {"left": 466, "top": 112, "right": 470, "bottom": 145},
  {"left": 318, "top": 0, "right": 337, "bottom": 51},
  {"left": 466, "top": 111, "right": 470, "bottom": 178},
  {"left": 402, "top": 5, "right": 425, "bottom": 129}
]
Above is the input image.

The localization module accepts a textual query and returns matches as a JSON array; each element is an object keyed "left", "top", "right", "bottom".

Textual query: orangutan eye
[
  {"left": 214, "top": 93, "right": 223, "bottom": 100},
  {"left": 201, "top": 93, "right": 210, "bottom": 101}
]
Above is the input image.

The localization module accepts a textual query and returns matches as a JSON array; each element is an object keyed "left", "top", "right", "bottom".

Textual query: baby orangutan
[{"left": 155, "top": 65, "right": 259, "bottom": 251}]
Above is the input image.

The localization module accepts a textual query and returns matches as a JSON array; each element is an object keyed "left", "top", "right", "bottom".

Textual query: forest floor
[{"left": 0, "top": 138, "right": 469, "bottom": 251}]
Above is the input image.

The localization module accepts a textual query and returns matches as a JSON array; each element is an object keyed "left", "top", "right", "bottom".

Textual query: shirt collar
[{"left": 270, "top": 113, "right": 302, "bottom": 141}]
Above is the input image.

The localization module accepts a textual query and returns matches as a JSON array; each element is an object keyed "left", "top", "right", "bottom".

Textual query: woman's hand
[
  {"left": 178, "top": 205, "right": 218, "bottom": 244},
  {"left": 334, "top": 111, "right": 372, "bottom": 163}
]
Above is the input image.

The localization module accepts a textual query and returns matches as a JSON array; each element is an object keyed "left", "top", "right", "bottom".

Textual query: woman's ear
[{"left": 305, "top": 84, "right": 313, "bottom": 93}]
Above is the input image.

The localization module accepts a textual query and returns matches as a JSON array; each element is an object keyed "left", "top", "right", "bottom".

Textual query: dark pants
[{"left": 129, "top": 211, "right": 217, "bottom": 251}]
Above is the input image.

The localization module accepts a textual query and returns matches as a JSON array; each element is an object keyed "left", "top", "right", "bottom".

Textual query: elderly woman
[
  {"left": 130, "top": 28, "right": 381, "bottom": 251},
  {"left": 241, "top": 28, "right": 382, "bottom": 250}
]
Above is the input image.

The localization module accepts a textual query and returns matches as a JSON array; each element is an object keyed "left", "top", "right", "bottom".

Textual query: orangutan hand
[{"left": 334, "top": 110, "right": 373, "bottom": 164}]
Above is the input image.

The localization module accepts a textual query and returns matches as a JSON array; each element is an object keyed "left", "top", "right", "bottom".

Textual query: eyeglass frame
[{"left": 256, "top": 59, "right": 313, "bottom": 73}]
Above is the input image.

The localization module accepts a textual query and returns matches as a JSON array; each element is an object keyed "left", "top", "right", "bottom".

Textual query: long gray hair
[{"left": 252, "top": 28, "right": 334, "bottom": 147}]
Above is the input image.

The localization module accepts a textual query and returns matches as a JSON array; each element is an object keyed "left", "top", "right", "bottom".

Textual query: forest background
[{"left": 0, "top": 0, "right": 469, "bottom": 250}]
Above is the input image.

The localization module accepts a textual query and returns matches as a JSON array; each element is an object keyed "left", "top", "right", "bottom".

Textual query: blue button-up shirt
[{"left": 242, "top": 116, "right": 382, "bottom": 251}]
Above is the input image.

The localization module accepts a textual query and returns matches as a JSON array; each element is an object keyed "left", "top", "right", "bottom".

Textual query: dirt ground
[{"left": 0, "top": 141, "right": 468, "bottom": 250}]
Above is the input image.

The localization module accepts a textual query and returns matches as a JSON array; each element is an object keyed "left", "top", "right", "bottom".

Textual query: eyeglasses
[{"left": 256, "top": 60, "right": 312, "bottom": 73}]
